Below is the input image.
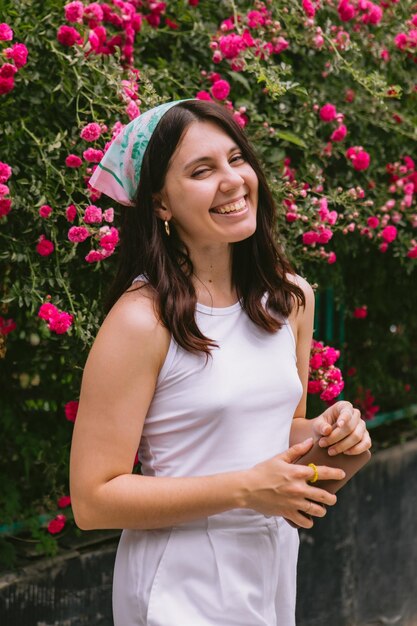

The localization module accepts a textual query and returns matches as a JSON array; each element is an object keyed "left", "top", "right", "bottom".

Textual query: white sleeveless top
[{"left": 132, "top": 275, "right": 303, "bottom": 479}]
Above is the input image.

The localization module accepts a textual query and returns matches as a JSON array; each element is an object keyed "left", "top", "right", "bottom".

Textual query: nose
[{"left": 218, "top": 160, "right": 245, "bottom": 193}]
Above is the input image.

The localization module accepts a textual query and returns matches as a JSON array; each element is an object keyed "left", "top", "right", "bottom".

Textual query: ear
[{"left": 152, "top": 194, "right": 171, "bottom": 221}]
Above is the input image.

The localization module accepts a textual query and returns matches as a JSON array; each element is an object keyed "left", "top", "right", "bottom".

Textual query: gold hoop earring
[{"left": 164, "top": 220, "right": 170, "bottom": 236}]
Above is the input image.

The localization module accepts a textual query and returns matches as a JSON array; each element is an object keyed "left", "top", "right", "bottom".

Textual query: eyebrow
[{"left": 182, "top": 145, "right": 241, "bottom": 171}]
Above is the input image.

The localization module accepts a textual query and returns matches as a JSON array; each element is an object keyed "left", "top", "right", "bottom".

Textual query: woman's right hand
[{"left": 243, "top": 438, "right": 345, "bottom": 529}]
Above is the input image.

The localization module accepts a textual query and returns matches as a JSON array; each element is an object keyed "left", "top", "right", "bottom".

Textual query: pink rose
[
  {"left": 4, "top": 43, "right": 29, "bottom": 69},
  {"left": 273, "top": 37, "right": 289, "bottom": 54},
  {"left": 103, "top": 208, "right": 114, "bottom": 222},
  {"left": 85, "top": 249, "right": 106, "bottom": 263},
  {"left": 219, "top": 33, "right": 247, "bottom": 59},
  {"left": 49, "top": 311, "right": 73, "bottom": 334},
  {"left": 0, "top": 161, "right": 12, "bottom": 183},
  {"left": 0, "top": 76, "right": 14, "bottom": 95},
  {"left": 211, "top": 79, "right": 231, "bottom": 101},
  {"left": 0, "top": 23, "right": 13, "bottom": 41},
  {"left": 407, "top": 245, "right": 417, "bottom": 259},
  {"left": 317, "top": 228, "right": 333, "bottom": 244},
  {"left": 354, "top": 306, "right": 368, "bottom": 319},
  {"left": 308, "top": 380, "right": 323, "bottom": 394},
  {"left": 57, "top": 495, "right": 72, "bottom": 508},
  {"left": 320, "top": 103, "right": 337, "bottom": 122},
  {"left": 39, "top": 204, "right": 53, "bottom": 218},
  {"left": 381, "top": 225, "right": 397, "bottom": 242},
  {"left": 302, "top": 231, "right": 319, "bottom": 245},
  {"left": 36, "top": 235, "right": 54, "bottom": 256},
  {"left": 65, "top": 154, "right": 83, "bottom": 168},
  {"left": 65, "top": 400, "right": 79, "bottom": 422},
  {"left": 47, "top": 514, "right": 66, "bottom": 535},
  {"left": 322, "top": 347, "right": 340, "bottom": 366},
  {"left": 0, "top": 63, "right": 17, "bottom": 78},
  {"left": 394, "top": 33, "right": 408, "bottom": 50},
  {"left": 196, "top": 90, "right": 212, "bottom": 101},
  {"left": 64, "top": 1, "right": 84, "bottom": 23},
  {"left": 83, "top": 148, "right": 104, "bottom": 163},
  {"left": 126, "top": 100, "right": 140, "bottom": 120},
  {"left": 68, "top": 226, "right": 90, "bottom": 242},
  {"left": 0, "top": 197, "right": 12, "bottom": 217},
  {"left": 338, "top": 0, "right": 356, "bottom": 21},
  {"left": 310, "top": 353, "right": 323, "bottom": 370},
  {"left": 367, "top": 216, "right": 379, "bottom": 229},
  {"left": 0, "top": 316, "right": 16, "bottom": 335},
  {"left": 330, "top": 124, "right": 347, "bottom": 142},
  {"left": 99, "top": 226, "right": 119, "bottom": 250},
  {"left": 65, "top": 204, "right": 77, "bottom": 222},
  {"left": 38, "top": 302, "right": 59, "bottom": 321},
  {"left": 302, "top": 0, "right": 316, "bottom": 18},
  {"left": 80, "top": 122, "right": 102, "bottom": 142},
  {"left": 57, "top": 25, "right": 83, "bottom": 47},
  {"left": 83, "top": 205, "right": 102, "bottom": 223},
  {"left": 327, "top": 252, "right": 337, "bottom": 264}
]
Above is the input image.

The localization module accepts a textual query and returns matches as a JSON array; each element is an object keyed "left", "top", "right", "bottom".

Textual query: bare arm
[
  {"left": 70, "top": 285, "right": 342, "bottom": 532},
  {"left": 70, "top": 288, "right": 251, "bottom": 530}
]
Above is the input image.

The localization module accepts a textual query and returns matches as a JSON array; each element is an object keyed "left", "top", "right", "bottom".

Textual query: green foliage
[{"left": 0, "top": 0, "right": 416, "bottom": 566}]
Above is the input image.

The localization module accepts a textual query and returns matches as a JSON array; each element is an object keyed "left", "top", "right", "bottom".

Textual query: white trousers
[{"left": 112, "top": 510, "right": 299, "bottom": 626}]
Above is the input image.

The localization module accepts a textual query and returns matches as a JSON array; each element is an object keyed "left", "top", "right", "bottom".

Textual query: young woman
[{"left": 70, "top": 99, "right": 371, "bottom": 626}]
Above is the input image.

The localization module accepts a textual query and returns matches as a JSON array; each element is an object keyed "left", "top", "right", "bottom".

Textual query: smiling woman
[{"left": 70, "top": 98, "right": 371, "bottom": 626}]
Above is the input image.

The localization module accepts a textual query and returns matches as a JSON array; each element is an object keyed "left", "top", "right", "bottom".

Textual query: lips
[{"left": 210, "top": 196, "right": 247, "bottom": 214}]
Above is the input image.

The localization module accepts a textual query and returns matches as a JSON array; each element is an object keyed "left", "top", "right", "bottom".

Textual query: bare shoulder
[
  {"left": 284, "top": 273, "right": 315, "bottom": 341},
  {"left": 91, "top": 279, "right": 170, "bottom": 378}
]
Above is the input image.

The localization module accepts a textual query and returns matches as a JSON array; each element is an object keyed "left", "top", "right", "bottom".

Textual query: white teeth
[{"left": 213, "top": 198, "right": 246, "bottom": 214}]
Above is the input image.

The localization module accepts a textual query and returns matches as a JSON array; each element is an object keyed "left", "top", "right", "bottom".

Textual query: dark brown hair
[{"left": 104, "top": 99, "right": 305, "bottom": 356}]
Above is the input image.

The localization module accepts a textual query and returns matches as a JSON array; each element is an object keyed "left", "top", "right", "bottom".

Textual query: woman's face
[{"left": 155, "top": 120, "right": 259, "bottom": 249}]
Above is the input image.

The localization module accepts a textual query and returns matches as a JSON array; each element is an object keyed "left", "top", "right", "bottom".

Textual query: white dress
[{"left": 112, "top": 276, "right": 303, "bottom": 626}]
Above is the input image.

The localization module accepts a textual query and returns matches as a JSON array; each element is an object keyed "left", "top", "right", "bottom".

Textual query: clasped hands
[{"left": 246, "top": 401, "right": 372, "bottom": 528}]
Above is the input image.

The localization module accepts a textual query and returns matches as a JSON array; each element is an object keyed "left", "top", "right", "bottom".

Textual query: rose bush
[{"left": 0, "top": 0, "right": 416, "bottom": 564}]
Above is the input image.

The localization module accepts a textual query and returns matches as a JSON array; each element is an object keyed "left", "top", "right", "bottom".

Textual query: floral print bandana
[{"left": 89, "top": 99, "right": 195, "bottom": 206}]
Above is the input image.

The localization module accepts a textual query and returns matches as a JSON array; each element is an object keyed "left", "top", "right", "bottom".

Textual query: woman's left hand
[{"left": 312, "top": 400, "right": 372, "bottom": 456}]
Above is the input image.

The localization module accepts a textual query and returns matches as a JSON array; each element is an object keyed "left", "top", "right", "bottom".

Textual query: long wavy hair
[{"left": 104, "top": 99, "right": 305, "bottom": 356}]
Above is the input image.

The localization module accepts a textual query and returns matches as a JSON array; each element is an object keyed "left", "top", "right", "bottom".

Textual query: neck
[{"left": 188, "top": 243, "right": 236, "bottom": 307}]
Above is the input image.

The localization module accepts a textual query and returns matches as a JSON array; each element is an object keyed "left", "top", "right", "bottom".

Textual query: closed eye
[{"left": 191, "top": 154, "right": 245, "bottom": 178}]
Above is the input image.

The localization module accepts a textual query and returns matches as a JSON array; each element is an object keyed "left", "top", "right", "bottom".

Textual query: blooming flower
[
  {"left": 0, "top": 63, "right": 17, "bottom": 78},
  {"left": 211, "top": 79, "right": 231, "bottom": 100},
  {"left": 36, "top": 235, "right": 54, "bottom": 256},
  {"left": 367, "top": 216, "right": 379, "bottom": 229},
  {"left": 4, "top": 43, "right": 29, "bottom": 68},
  {"left": 49, "top": 311, "right": 73, "bottom": 334},
  {"left": 0, "top": 161, "right": 12, "bottom": 183},
  {"left": 65, "top": 204, "right": 77, "bottom": 222},
  {"left": 0, "top": 76, "right": 14, "bottom": 95},
  {"left": 57, "top": 25, "right": 83, "bottom": 47},
  {"left": 381, "top": 225, "right": 397, "bottom": 243},
  {"left": 0, "top": 316, "right": 16, "bottom": 335},
  {"left": 57, "top": 495, "right": 72, "bottom": 508},
  {"left": 38, "top": 303, "right": 59, "bottom": 320},
  {"left": 47, "top": 514, "right": 66, "bottom": 534},
  {"left": 80, "top": 122, "right": 102, "bottom": 142},
  {"left": 39, "top": 204, "right": 53, "bottom": 218},
  {"left": 0, "top": 23, "right": 13, "bottom": 41},
  {"left": 83, "top": 148, "right": 104, "bottom": 163},
  {"left": 319, "top": 103, "right": 337, "bottom": 122},
  {"left": 99, "top": 226, "right": 119, "bottom": 250},
  {"left": 65, "top": 400, "right": 79, "bottom": 422},
  {"left": 353, "top": 306, "right": 368, "bottom": 319},
  {"left": 83, "top": 204, "right": 102, "bottom": 223},
  {"left": 0, "top": 197, "right": 12, "bottom": 217},
  {"left": 302, "top": 231, "right": 319, "bottom": 245},
  {"left": 346, "top": 146, "right": 371, "bottom": 171},
  {"left": 64, "top": 1, "right": 84, "bottom": 23},
  {"left": 330, "top": 125, "right": 347, "bottom": 142},
  {"left": 65, "top": 154, "right": 83, "bottom": 168},
  {"left": 68, "top": 226, "right": 90, "bottom": 242}
]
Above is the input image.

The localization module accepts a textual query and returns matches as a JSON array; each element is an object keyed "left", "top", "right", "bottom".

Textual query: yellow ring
[{"left": 308, "top": 463, "right": 319, "bottom": 483}]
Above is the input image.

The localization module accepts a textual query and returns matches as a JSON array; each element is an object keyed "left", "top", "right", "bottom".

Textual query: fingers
[
  {"left": 343, "top": 429, "right": 372, "bottom": 455},
  {"left": 319, "top": 408, "right": 362, "bottom": 451},
  {"left": 280, "top": 438, "right": 314, "bottom": 463},
  {"left": 295, "top": 463, "right": 345, "bottom": 484}
]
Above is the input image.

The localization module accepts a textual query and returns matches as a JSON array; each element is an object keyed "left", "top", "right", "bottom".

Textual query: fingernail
[
  {"left": 328, "top": 449, "right": 336, "bottom": 456},
  {"left": 337, "top": 420, "right": 344, "bottom": 428}
]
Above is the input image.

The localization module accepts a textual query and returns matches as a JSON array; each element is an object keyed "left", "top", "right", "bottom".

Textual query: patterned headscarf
[{"left": 89, "top": 98, "right": 195, "bottom": 206}]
